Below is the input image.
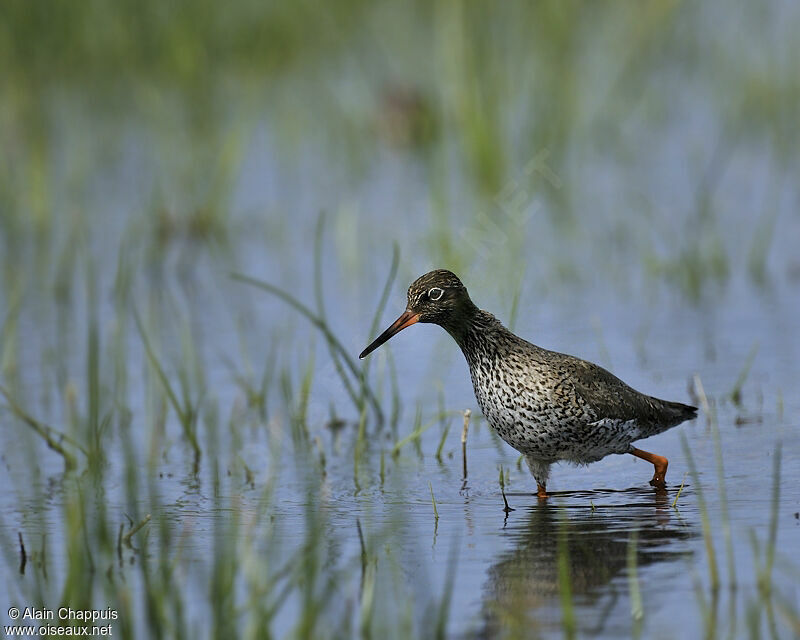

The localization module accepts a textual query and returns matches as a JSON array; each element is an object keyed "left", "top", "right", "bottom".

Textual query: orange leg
[
  {"left": 630, "top": 448, "right": 669, "bottom": 488},
  {"left": 537, "top": 483, "right": 548, "bottom": 500}
]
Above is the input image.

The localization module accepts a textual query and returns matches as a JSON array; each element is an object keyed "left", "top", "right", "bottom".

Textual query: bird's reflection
[{"left": 474, "top": 488, "right": 697, "bottom": 638}]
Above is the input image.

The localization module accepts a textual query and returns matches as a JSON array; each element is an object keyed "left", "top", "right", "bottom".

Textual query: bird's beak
[{"left": 359, "top": 310, "right": 420, "bottom": 359}]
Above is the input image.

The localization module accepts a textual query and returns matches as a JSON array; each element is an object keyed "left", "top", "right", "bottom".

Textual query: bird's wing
[{"left": 566, "top": 356, "right": 664, "bottom": 425}]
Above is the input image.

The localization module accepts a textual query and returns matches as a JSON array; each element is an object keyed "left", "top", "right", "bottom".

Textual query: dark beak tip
[{"left": 358, "top": 310, "right": 419, "bottom": 361}]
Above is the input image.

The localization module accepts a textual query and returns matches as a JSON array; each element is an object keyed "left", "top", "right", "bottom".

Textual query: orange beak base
[{"left": 359, "top": 310, "right": 420, "bottom": 359}]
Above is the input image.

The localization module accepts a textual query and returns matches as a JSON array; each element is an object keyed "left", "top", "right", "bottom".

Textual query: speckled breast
[
  {"left": 467, "top": 361, "right": 564, "bottom": 458},
  {"left": 466, "top": 357, "right": 628, "bottom": 463}
]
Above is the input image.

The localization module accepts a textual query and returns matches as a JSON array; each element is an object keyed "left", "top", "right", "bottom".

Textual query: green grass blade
[{"left": 231, "top": 272, "right": 384, "bottom": 423}]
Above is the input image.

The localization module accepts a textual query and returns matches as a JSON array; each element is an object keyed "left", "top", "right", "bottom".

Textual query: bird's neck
[{"left": 443, "top": 306, "right": 509, "bottom": 363}]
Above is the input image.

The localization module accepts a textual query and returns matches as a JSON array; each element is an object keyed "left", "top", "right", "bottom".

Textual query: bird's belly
[
  {"left": 471, "top": 378, "right": 634, "bottom": 462},
  {"left": 472, "top": 383, "right": 567, "bottom": 459}
]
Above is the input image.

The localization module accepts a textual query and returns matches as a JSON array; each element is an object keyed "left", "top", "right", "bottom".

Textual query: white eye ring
[{"left": 428, "top": 287, "right": 444, "bottom": 301}]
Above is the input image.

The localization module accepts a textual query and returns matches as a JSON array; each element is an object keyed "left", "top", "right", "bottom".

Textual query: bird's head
[{"left": 359, "top": 269, "right": 476, "bottom": 359}]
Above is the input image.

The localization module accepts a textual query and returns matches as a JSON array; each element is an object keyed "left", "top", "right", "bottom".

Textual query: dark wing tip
[
  {"left": 657, "top": 400, "right": 698, "bottom": 426},
  {"left": 677, "top": 402, "right": 698, "bottom": 421}
]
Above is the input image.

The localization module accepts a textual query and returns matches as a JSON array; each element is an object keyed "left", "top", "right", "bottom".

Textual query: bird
[{"left": 359, "top": 269, "right": 697, "bottom": 499}]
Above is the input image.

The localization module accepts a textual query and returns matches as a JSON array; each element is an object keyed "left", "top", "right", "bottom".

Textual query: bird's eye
[{"left": 428, "top": 287, "right": 444, "bottom": 301}]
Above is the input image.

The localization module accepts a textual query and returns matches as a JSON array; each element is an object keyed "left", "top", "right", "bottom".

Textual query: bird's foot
[
  {"left": 649, "top": 459, "right": 668, "bottom": 488},
  {"left": 536, "top": 483, "right": 548, "bottom": 500},
  {"left": 631, "top": 448, "right": 668, "bottom": 490}
]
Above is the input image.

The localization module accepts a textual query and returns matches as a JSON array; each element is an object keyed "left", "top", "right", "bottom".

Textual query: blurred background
[
  {"left": 1, "top": 1, "right": 798, "bottom": 638},
  {"left": 3, "top": 1, "right": 798, "bottom": 296}
]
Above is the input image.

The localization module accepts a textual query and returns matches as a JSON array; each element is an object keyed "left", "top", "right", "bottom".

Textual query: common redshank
[{"left": 359, "top": 269, "right": 697, "bottom": 498}]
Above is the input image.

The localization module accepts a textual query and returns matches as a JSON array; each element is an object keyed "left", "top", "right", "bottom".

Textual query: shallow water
[{"left": 2, "top": 259, "right": 798, "bottom": 638}]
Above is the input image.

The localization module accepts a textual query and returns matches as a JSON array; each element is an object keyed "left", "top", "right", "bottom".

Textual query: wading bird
[{"left": 359, "top": 270, "right": 696, "bottom": 498}]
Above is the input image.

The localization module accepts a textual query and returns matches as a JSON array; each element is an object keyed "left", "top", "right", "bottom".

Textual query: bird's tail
[
  {"left": 635, "top": 397, "right": 698, "bottom": 440},
  {"left": 663, "top": 400, "right": 698, "bottom": 426}
]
